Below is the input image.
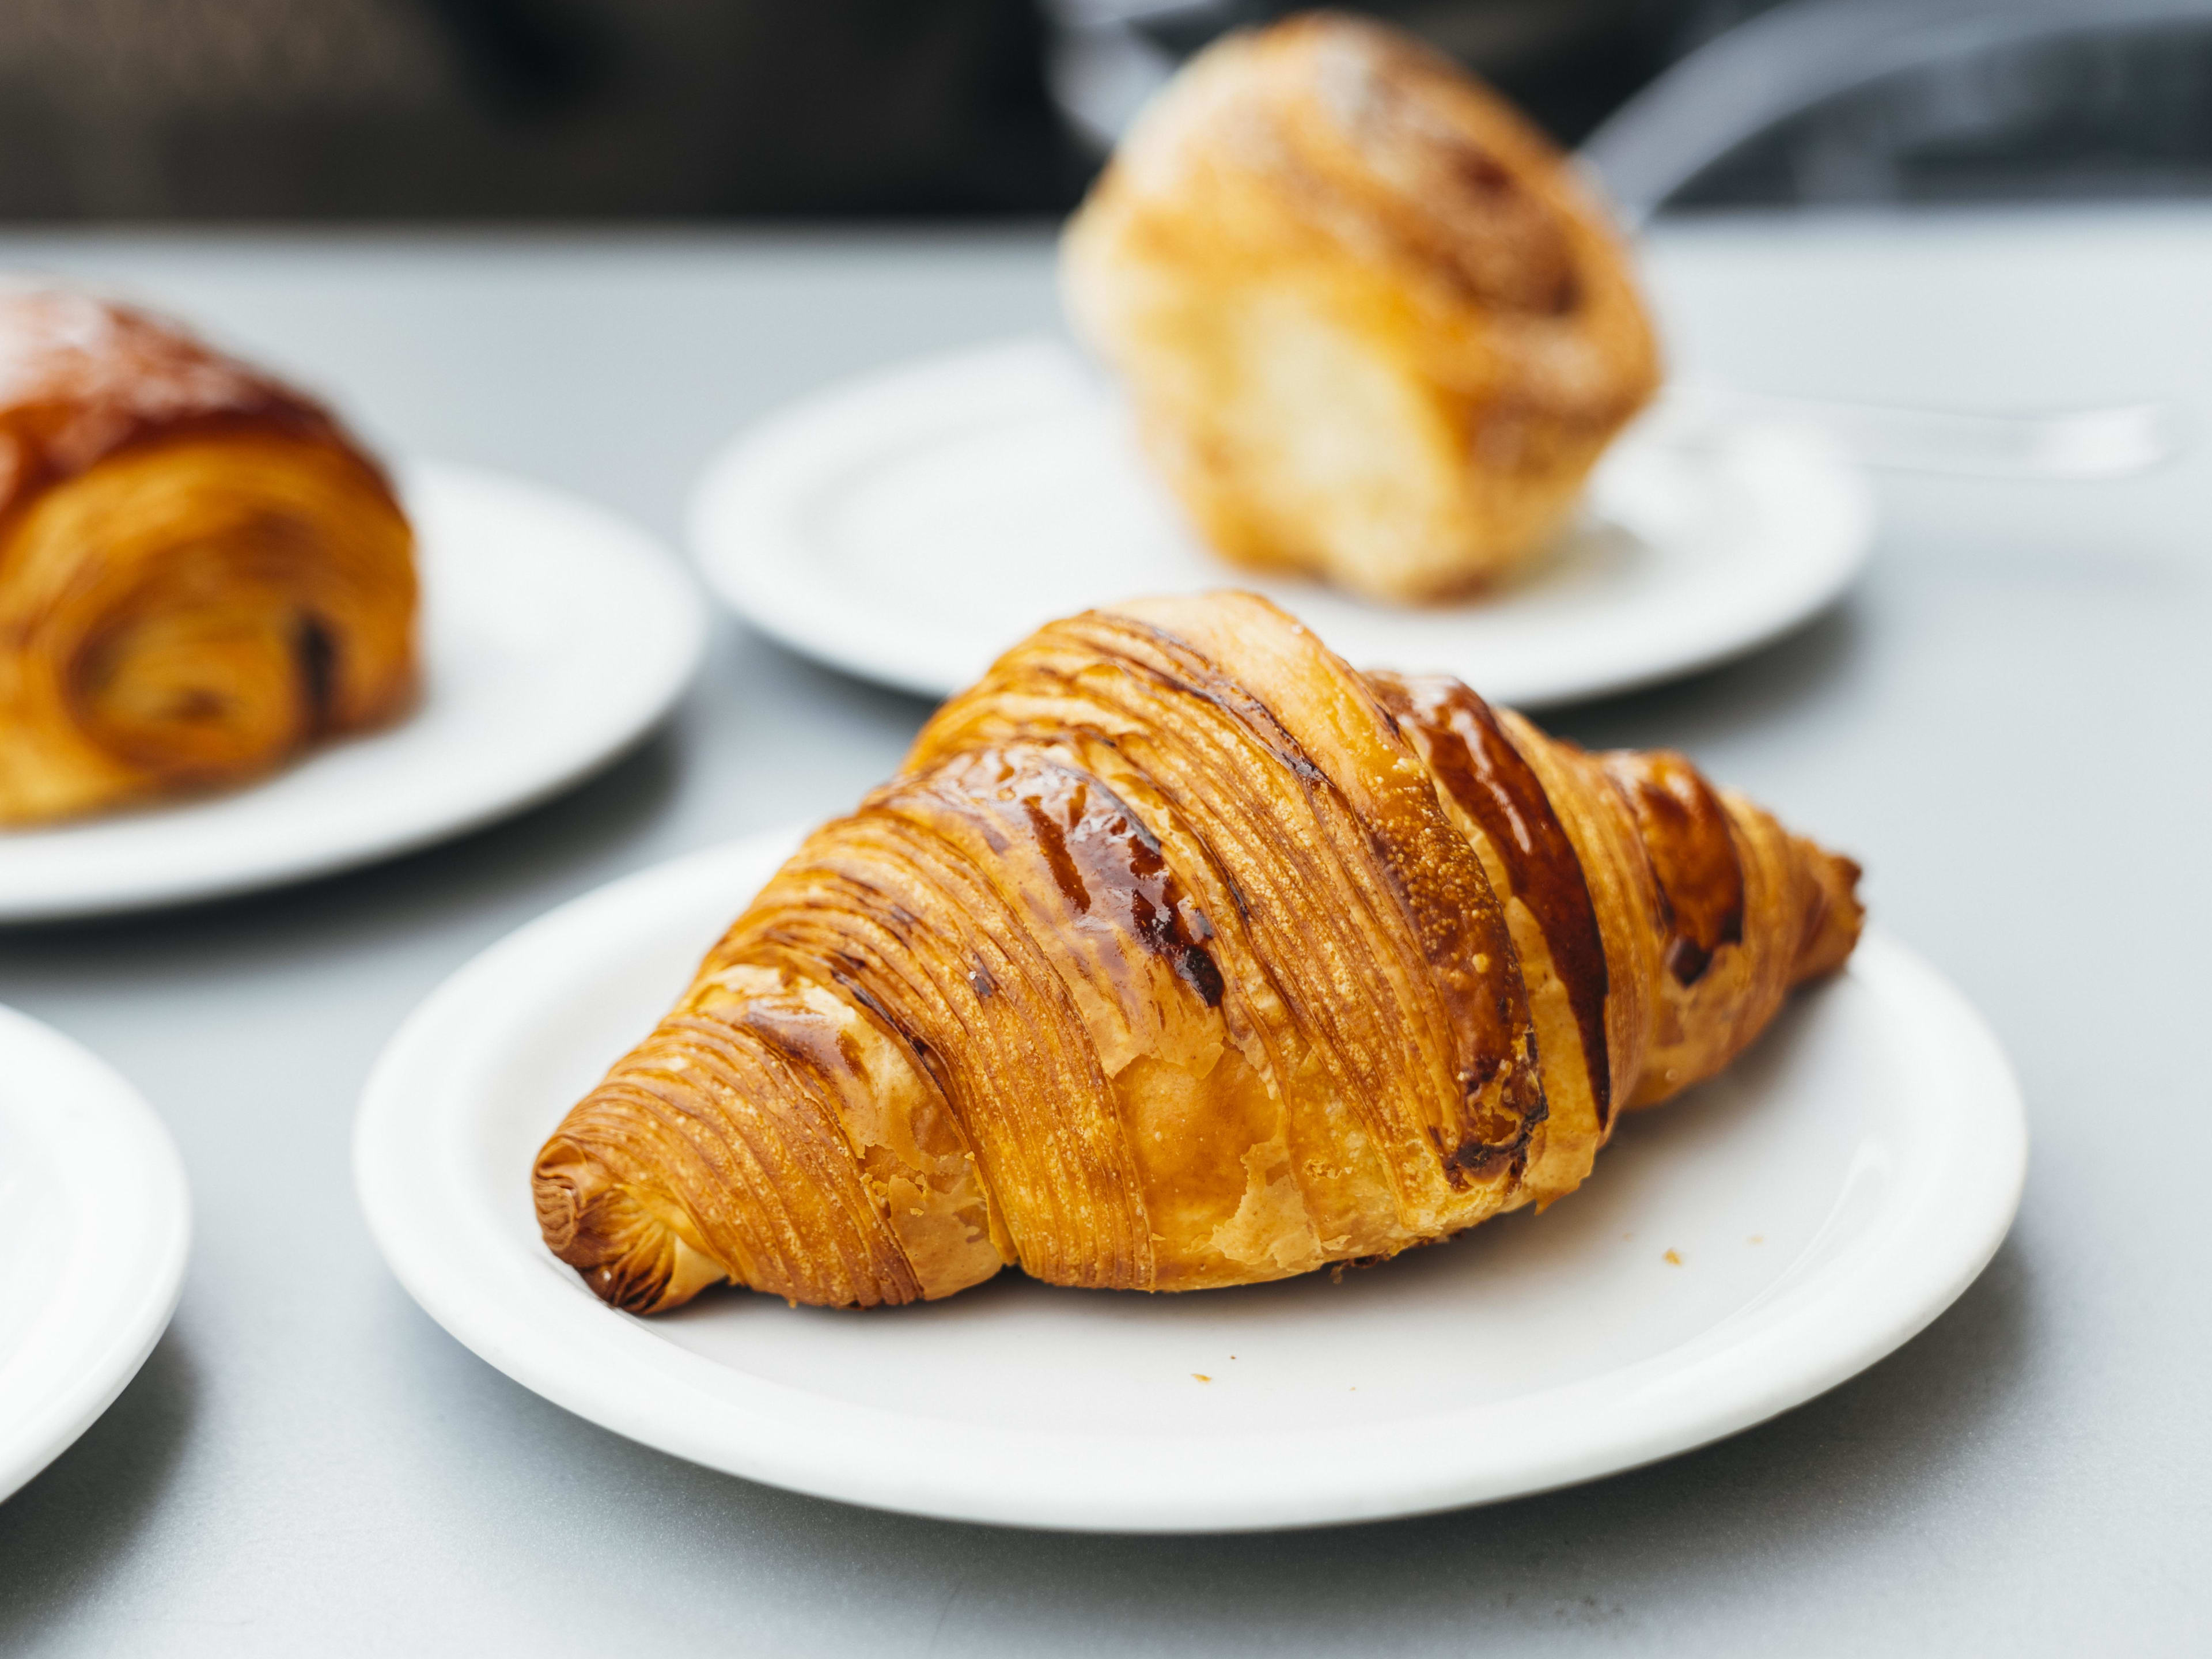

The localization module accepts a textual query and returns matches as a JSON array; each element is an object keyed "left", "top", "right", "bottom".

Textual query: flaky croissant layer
[{"left": 535, "top": 594, "right": 1861, "bottom": 1313}]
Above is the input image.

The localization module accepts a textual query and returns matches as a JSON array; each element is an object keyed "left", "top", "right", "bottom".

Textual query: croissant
[
  {"left": 0, "top": 290, "right": 416, "bottom": 827},
  {"left": 1061, "top": 12, "right": 1662, "bottom": 604},
  {"left": 535, "top": 593, "right": 1861, "bottom": 1313}
]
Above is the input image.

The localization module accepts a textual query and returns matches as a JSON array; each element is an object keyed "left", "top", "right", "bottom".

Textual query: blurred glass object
[
  {"left": 1043, "top": 0, "right": 1192, "bottom": 150},
  {"left": 1584, "top": 0, "right": 2212, "bottom": 218},
  {"left": 1669, "top": 16, "right": 2212, "bottom": 209}
]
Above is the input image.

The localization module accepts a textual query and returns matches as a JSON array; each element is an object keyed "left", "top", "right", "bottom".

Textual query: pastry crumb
[
  {"left": 1192, "top": 1373, "right": 1211, "bottom": 1382},
  {"left": 1662, "top": 1248, "right": 1682, "bottom": 1266},
  {"left": 1748, "top": 1234, "right": 1764, "bottom": 1245}
]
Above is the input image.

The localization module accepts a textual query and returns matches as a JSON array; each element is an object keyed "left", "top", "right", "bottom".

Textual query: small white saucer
[
  {"left": 355, "top": 826, "right": 2025, "bottom": 1534},
  {"left": 0, "top": 461, "right": 708, "bottom": 923},
  {"left": 0, "top": 1004, "right": 190, "bottom": 1501},
  {"left": 690, "top": 339, "right": 1874, "bottom": 704}
]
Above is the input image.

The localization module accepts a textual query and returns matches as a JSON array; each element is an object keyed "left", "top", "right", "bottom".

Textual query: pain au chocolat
[
  {"left": 533, "top": 592, "right": 1860, "bottom": 1313},
  {"left": 0, "top": 290, "right": 416, "bottom": 827},
  {"left": 1062, "top": 12, "right": 1661, "bottom": 604}
]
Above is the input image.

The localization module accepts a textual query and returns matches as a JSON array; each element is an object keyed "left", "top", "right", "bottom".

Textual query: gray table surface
[{"left": 0, "top": 210, "right": 2205, "bottom": 1656}]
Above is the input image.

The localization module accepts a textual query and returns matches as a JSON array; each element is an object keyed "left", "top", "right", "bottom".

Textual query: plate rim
[
  {"left": 0, "top": 457, "right": 710, "bottom": 925},
  {"left": 0, "top": 1003, "right": 192, "bottom": 1502},
  {"left": 355, "top": 825, "right": 2027, "bottom": 1534},
  {"left": 687, "top": 336, "right": 1877, "bottom": 706}
]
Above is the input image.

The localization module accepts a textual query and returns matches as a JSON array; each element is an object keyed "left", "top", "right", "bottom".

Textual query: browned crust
[
  {"left": 1603, "top": 750, "right": 1748, "bottom": 988},
  {"left": 0, "top": 290, "right": 398, "bottom": 539},
  {"left": 1368, "top": 670, "right": 1612, "bottom": 1128}
]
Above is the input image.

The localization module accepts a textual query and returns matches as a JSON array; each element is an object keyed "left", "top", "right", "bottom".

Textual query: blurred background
[{"left": 4, "top": 0, "right": 2210, "bottom": 222}]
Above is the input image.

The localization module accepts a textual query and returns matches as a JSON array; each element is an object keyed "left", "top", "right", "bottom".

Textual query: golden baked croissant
[
  {"left": 0, "top": 290, "right": 416, "bottom": 827},
  {"left": 535, "top": 593, "right": 1861, "bottom": 1313},
  {"left": 1062, "top": 12, "right": 1661, "bottom": 604}
]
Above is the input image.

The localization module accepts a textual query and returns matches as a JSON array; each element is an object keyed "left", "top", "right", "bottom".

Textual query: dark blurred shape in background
[
  {"left": 0, "top": 0, "right": 1084, "bottom": 217},
  {"left": 1, "top": 0, "right": 2208, "bottom": 220}
]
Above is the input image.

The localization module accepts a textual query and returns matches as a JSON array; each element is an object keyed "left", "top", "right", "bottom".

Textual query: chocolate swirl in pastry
[
  {"left": 1062, "top": 12, "right": 1662, "bottom": 603},
  {"left": 533, "top": 593, "right": 1861, "bottom": 1312},
  {"left": 0, "top": 290, "right": 416, "bottom": 827}
]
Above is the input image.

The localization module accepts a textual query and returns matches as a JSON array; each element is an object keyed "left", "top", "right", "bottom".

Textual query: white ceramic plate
[
  {"left": 0, "top": 461, "right": 707, "bottom": 923},
  {"left": 0, "top": 1003, "right": 190, "bottom": 1501},
  {"left": 690, "top": 339, "right": 1876, "bottom": 705},
  {"left": 356, "top": 825, "right": 2027, "bottom": 1534}
]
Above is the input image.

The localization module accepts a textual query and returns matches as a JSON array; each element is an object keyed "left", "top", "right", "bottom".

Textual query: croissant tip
[
  {"left": 529, "top": 1150, "right": 590, "bottom": 1255},
  {"left": 530, "top": 1143, "right": 725, "bottom": 1314}
]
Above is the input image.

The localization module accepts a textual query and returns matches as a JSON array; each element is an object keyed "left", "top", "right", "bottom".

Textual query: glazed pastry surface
[
  {"left": 534, "top": 593, "right": 1861, "bottom": 1312},
  {"left": 1062, "top": 12, "right": 1661, "bottom": 603},
  {"left": 0, "top": 290, "right": 416, "bottom": 827}
]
